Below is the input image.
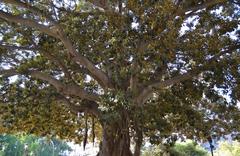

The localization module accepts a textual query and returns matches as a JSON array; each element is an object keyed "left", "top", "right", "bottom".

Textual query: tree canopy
[{"left": 0, "top": 0, "right": 240, "bottom": 156}]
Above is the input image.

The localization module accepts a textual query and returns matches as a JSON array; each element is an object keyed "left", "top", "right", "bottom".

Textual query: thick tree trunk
[
  {"left": 97, "top": 110, "right": 134, "bottom": 156},
  {"left": 97, "top": 126, "right": 132, "bottom": 156},
  {"left": 97, "top": 106, "right": 143, "bottom": 156},
  {"left": 98, "top": 129, "right": 132, "bottom": 156}
]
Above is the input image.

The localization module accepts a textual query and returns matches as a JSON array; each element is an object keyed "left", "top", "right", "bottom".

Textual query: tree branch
[
  {"left": 0, "top": 10, "right": 57, "bottom": 36},
  {"left": 0, "top": 43, "right": 38, "bottom": 51},
  {"left": 2, "top": 42, "right": 73, "bottom": 80},
  {"left": 0, "top": 6, "right": 112, "bottom": 90},
  {"left": 0, "top": 42, "right": 73, "bottom": 80},
  {"left": 1, "top": 0, "right": 55, "bottom": 22},
  {"left": 57, "top": 31, "right": 112, "bottom": 89},
  {"left": 41, "top": 51, "right": 72, "bottom": 80},
  {"left": 87, "top": 0, "right": 110, "bottom": 10},
  {"left": 56, "top": 95, "right": 100, "bottom": 117},
  {"left": 0, "top": 69, "right": 18, "bottom": 77},
  {"left": 186, "top": 0, "right": 225, "bottom": 12},
  {"left": 136, "top": 44, "right": 240, "bottom": 105},
  {"left": 176, "top": 0, "right": 226, "bottom": 17},
  {"left": 0, "top": 69, "right": 100, "bottom": 101},
  {"left": 30, "top": 71, "right": 100, "bottom": 101}
]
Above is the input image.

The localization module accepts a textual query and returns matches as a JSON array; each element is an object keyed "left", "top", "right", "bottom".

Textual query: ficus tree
[{"left": 0, "top": 0, "right": 240, "bottom": 156}]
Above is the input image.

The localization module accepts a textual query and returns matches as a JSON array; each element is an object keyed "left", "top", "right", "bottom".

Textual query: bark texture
[{"left": 98, "top": 125, "right": 132, "bottom": 156}]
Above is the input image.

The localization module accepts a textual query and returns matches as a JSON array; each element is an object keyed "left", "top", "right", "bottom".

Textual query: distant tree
[
  {"left": 170, "top": 140, "right": 208, "bottom": 156},
  {"left": 214, "top": 141, "right": 240, "bottom": 156},
  {"left": 142, "top": 140, "right": 208, "bottom": 156},
  {"left": 0, "top": 134, "right": 24, "bottom": 156},
  {"left": 0, "top": 134, "right": 71, "bottom": 156},
  {"left": 0, "top": 0, "right": 240, "bottom": 156}
]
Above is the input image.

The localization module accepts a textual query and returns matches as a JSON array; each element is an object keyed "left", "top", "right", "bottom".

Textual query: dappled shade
[{"left": 0, "top": 0, "right": 240, "bottom": 156}]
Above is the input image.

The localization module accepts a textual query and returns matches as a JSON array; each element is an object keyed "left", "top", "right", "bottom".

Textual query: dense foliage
[{"left": 0, "top": 0, "right": 239, "bottom": 155}]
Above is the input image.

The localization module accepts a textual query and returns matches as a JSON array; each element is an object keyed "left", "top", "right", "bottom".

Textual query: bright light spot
[{"left": 131, "top": 22, "right": 139, "bottom": 29}]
